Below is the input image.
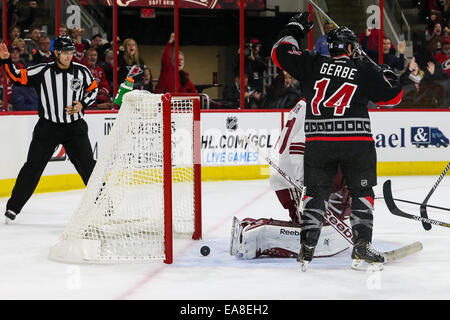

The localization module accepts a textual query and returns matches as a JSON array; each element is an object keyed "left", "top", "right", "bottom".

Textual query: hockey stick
[
  {"left": 306, "top": 0, "right": 381, "bottom": 69},
  {"left": 383, "top": 179, "right": 450, "bottom": 228},
  {"left": 374, "top": 197, "right": 450, "bottom": 212},
  {"left": 243, "top": 134, "right": 423, "bottom": 262},
  {"left": 419, "top": 162, "right": 450, "bottom": 230}
]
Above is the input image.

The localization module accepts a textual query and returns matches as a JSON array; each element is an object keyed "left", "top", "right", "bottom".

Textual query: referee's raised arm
[
  {"left": 1, "top": 37, "right": 98, "bottom": 123},
  {"left": 3, "top": 36, "right": 98, "bottom": 223},
  {"left": 0, "top": 42, "right": 31, "bottom": 86}
]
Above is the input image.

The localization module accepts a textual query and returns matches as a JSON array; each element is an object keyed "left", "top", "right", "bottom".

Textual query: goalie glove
[{"left": 279, "top": 12, "right": 314, "bottom": 41}]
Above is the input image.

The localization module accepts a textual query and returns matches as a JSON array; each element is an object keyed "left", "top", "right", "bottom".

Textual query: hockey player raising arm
[{"left": 271, "top": 13, "right": 403, "bottom": 271}]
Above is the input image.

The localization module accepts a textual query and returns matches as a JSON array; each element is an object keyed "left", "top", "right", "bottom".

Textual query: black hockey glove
[
  {"left": 279, "top": 12, "right": 314, "bottom": 41},
  {"left": 380, "top": 65, "right": 400, "bottom": 87}
]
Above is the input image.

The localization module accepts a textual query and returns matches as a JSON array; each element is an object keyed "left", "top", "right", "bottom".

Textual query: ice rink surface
[{"left": 0, "top": 175, "right": 449, "bottom": 300}]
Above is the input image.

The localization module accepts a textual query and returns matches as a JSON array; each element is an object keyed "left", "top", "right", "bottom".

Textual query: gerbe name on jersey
[{"left": 319, "top": 62, "right": 357, "bottom": 80}]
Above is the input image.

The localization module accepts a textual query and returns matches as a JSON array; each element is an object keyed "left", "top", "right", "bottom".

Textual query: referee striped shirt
[{"left": 2, "top": 59, "right": 98, "bottom": 123}]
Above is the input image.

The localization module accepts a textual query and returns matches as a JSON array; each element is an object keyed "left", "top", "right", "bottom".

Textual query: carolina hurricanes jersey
[{"left": 271, "top": 35, "right": 403, "bottom": 142}]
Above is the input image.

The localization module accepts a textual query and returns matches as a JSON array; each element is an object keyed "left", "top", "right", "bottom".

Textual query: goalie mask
[{"left": 327, "top": 27, "right": 359, "bottom": 57}]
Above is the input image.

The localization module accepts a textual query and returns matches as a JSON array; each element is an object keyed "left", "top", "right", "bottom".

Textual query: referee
[{"left": 0, "top": 36, "right": 98, "bottom": 223}]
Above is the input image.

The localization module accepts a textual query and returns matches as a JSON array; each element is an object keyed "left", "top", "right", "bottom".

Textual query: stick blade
[
  {"left": 383, "top": 180, "right": 398, "bottom": 214},
  {"left": 384, "top": 241, "right": 423, "bottom": 263}
]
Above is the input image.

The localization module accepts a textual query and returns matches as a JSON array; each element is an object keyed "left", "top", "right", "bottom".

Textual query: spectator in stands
[
  {"left": 12, "top": 38, "right": 32, "bottom": 65},
  {"left": 400, "top": 57, "right": 424, "bottom": 86},
  {"left": 117, "top": 38, "right": 146, "bottom": 85},
  {"left": 261, "top": 71, "right": 302, "bottom": 109},
  {"left": 423, "top": 57, "right": 447, "bottom": 80},
  {"left": 0, "top": 59, "right": 12, "bottom": 107},
  {"left": 90, "top": 34, "right": 111, "bottom": 65},
  {"left": 60, "top": 24, "right": 68, "bottom": 37},
  {"left": 362, "top": 28, "right": 406, "bottom": 71},
  {"left": 426, "top": 22, "right": 446, "bottom": 54},
  {"left": 443, "top": 1, "right": 450, "bottom": 32},
  {"left": 25, "top": 25, "right": 40, "bottom": 56},
  {"left": 400, "top": 56, "right": 447, "bottom": 107},
  {"left": 32, "top": 36, "right": 55, "bottom": 65},
  {"left": 10, "top": 47, "right": 38, "bottom": 111},
  {"left": 50, "top": 24, "right": 68, "bottom": 51},
  {"left": 357, "top": 28, "right": 393, "bottom": 52},
  {"left": 313, "top": 21, "right": 334, "bottom": 56},
  {"left": 99, "top": 49, "right": 114, "bottom": 89},
  {"left": 243, "top": 38, "right": 267, "bottom": 93},
  {"left": 69, "top": 28, "right": 89, "bottom": 63},
  {"left": 435, "top": 37, "right": 450, "bottom": 75},
  {"left": 142, "top": 67, "right": 154, "bottom": 92},
  {"left": 10, "top": 46, "right": 23, "bottom": 67},
  {"left": 7, "top": 0, "right": 38, "bottom": 35},
  {"left": 222, "top": 73, "right": 261, "bottom": 108},
  {"left": 6, "top": 25, "right": 21, "bottom": 49},
  {"left": 83, "top": 48, "right": 113, "bottom": 110},
  {"left": 155, "top": 33, "right": 197, "bottom": 94}
]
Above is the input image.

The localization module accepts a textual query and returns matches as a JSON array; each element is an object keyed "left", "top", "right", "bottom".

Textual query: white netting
[{"left": 49, "top": 91, "right": 197, "bottom": 263}]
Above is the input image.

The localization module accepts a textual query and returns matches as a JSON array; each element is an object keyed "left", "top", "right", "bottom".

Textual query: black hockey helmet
[
  {"left": 54, "top": 36, "right": 75, "bottom": 52},
  {"left": 327, "top": 26, "right": 359, "bottom": 57}
]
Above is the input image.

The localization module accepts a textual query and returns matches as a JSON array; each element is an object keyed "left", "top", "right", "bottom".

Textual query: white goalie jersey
[{"left": 269, "top": 98, "right": 306, "bottom": 192}]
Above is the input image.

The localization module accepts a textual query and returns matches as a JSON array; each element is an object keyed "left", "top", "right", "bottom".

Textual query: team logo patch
[
  {"left": 361, "top": 179, "right": 368, "bottom": 187},
  {"left": 226, "top": 116, "right": 238, "bottom": 131},
  {"left": 288, "top": 46, "right": 302, "bottom": 56},
  {"left": 70, "top": 79, "right": 82, "bottom": 91}
]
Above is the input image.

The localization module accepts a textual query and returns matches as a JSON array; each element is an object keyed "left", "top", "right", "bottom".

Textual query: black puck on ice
[{"left": 200, "top": 246, "right": 210, "bottom": 256}]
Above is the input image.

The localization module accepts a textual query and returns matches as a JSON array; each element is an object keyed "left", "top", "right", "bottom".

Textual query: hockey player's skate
[
  {"left": 351, "top": 241, "right": 385, "bottom": 271},
  {"left": 4, "top": 210, "right": 17, "bottom": 224},
  {"left": 297, "top": 243, "right": 315, "bottom": 272}
]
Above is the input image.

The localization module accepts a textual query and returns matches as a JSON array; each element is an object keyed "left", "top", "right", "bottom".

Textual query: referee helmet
[{"left": 54, "top": 36, "right": 76, "bottom": 52}]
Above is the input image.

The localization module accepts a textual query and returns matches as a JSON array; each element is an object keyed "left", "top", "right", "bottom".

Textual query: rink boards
[{"left": 0, "top": 109, "right": 449, "bottom": 196}]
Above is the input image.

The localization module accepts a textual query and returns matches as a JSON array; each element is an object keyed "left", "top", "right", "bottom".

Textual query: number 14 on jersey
[{"left": 311, "top": 78, "right": 357, "bottom": 116}]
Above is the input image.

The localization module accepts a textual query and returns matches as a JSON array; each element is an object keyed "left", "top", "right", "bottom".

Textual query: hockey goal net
[{"left": 49, "top": 91, "right": 201, "bottom": 264}]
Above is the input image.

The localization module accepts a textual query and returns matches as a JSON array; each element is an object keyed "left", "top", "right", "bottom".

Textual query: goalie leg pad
[
  {"left": 232, "top": 218, "right": 349, "bottom": 259},
  {"left": 230, "top": 217, "right": 256, "bottom": 257}
]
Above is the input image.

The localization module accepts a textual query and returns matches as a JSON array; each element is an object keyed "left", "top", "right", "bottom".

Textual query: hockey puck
[{"left": 200, "top": 246, "right": 210, "bottom": 256}]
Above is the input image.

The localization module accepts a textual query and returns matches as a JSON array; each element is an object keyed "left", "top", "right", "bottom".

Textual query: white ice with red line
[{"left": 0, "top": 175, "right": 449, "bottom": 299}]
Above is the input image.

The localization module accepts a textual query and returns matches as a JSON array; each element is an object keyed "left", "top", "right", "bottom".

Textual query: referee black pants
[{"left": 7, "top": 118, "right": 96, "bottom": 214}]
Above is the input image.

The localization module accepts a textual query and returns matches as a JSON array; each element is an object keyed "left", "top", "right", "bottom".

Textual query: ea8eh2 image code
[{"left": 224, "top": 304, "right": 270, "bottom": 316}]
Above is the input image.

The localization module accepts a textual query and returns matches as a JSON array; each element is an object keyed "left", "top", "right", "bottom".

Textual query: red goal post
[{"left": 163, "top": 93, "right": 202, "bottom": 264}]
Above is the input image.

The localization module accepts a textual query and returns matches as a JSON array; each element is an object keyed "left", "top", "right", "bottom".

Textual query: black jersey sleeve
[
  {"left": 360, "top": 62, "right": 404, "bottom": 107},
  {"left": 271, "top": 35, "right": 319, "bottom": 81}
]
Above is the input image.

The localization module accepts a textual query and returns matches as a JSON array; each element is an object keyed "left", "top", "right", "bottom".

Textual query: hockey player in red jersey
[{"left": 271, "top": 13, "right": 403, "bottom": 270}]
